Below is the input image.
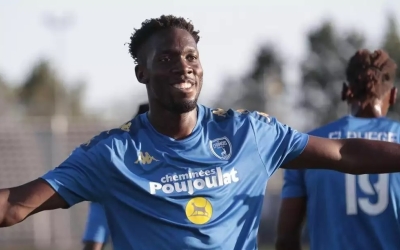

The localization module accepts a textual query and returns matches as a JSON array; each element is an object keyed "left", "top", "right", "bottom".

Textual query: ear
[
  {"left": 341, "top": 82, "right": 349, "bottom": 101},
  {"left": 135, "top": 65, "right": 149, "bottom": 84},
  {"left": 389, "top": 86, "right": 397, "bottom": 105}
]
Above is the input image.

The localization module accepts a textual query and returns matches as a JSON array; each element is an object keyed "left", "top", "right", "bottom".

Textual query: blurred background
[{"left": 1, "top": 0, "right": 400, "bottom": 249}]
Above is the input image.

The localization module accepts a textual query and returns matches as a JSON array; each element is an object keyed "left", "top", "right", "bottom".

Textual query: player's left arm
[
  {"left": 283, "top": 135, "right": 400, "bottom": 174},
  {"left": 250, "top": 111, "right": 400, "bottom": 175}
]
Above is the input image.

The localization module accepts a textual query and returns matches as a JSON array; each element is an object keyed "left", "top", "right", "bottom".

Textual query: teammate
[
  {"left": 82, "top": 103, "right": 149, "bottom": 250},
  {"left": 82, "top": 202, "right": 109, "bottom": 250},
  {"left": 276, "top": 49, "right": 400, "bottom": 250},
  {"left": 3, "top": 15, "right": 400, "bottom": 250}
]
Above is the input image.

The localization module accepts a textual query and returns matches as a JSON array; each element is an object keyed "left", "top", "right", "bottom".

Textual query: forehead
[{"left": 147, "top": 28, "right": 198, "bottom": 54}]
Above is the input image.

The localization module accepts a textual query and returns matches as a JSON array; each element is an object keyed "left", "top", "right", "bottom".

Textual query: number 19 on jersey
[{"left": 345, "top": 174, "right": 389, "bottom": 216}]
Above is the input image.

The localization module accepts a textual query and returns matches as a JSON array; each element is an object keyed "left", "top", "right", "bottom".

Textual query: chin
[{"left": 169, "top": 99, "right": 198, "bottom": 114}]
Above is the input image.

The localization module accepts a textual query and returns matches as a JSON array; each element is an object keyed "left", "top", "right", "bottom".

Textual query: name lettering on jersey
[
  {"left": 149, "top": 167, "right": 240, "bottom": 195},
  {"left": 209, "top": 137, "right": 232, "bottom": 160},
  {"left": 135, "top": 152, "right": 158, "bottom": 164},
  {"left": 328, "top": 131, "right": 397, "bottom": 142}
]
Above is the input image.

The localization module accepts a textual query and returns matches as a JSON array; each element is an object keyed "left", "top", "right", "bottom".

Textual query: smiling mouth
[{"left": 171, "top": 82, "right": 194, "bottom": 90}]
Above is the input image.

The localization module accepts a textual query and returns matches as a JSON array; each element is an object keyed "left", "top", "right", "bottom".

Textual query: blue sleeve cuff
[
  {"left": 40, "top": 175, "right": 83, "bottom": 207},
  {"left": 283, "top": 132, "right": 309, "bottom": 165}
]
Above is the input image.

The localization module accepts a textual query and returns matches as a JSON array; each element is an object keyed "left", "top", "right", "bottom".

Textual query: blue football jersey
[
  {"left": 82, "top": 202, "right": 110, "bottom": 244},
  {"left": 282, "top": 115, "right": 400, "bottom": 250},
  {"left": 41, "top": 105, "right": 308, "bottom": 250}
]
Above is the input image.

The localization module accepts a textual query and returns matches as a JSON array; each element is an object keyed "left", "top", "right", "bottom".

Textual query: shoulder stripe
[{"left": 80, "top": 121, "right": 132, "bottom": 151}]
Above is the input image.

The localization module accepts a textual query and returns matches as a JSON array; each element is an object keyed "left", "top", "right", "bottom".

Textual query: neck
[
  {"left": 349, "top": 101, "right": 384, "bottom": 118},
  {"left": 147, "top": 103, "right": 198, "bottom": 140}
]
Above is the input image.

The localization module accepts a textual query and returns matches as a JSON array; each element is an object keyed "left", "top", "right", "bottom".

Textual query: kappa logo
[
  {"left": 209, "top": 137, "right": 232, "bottom": 160},
  {"left": 135, "top": 152, "right": 158, "bottom": 164}
]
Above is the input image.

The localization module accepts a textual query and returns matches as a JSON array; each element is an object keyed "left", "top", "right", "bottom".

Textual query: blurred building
[{"left": 0, "top": 116, "right": 121, "bottom": 249}]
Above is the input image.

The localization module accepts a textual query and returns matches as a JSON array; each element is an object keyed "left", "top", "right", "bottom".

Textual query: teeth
[{"left": 173, "top": 83, "right": 193, "bottom": 89}]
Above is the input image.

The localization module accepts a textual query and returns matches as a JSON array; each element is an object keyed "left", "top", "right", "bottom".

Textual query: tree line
[
  {"left": 215, "top": 15, "right": 400, "bottom": 131},
  {"left": 1, "top": 15, "right": 399, "bottom": 129}
]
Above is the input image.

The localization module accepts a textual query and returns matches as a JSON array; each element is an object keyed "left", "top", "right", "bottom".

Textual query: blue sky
[{"left": 1, "top": 0, "right": 399, "bottom": 118}]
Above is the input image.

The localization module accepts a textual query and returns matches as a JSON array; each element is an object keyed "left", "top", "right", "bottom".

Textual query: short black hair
[
  {"left": 344, "top": 49, "right": 397, "bottom": 100},
  {"left": 128, "top": 15, "right": 200, "bottom": 64}
]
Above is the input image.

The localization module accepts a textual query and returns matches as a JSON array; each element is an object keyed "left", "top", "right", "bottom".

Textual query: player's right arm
[
  {"left": 0, "top": 138, "right": 110, "bottom": 227},
  {"left": 275, "top": 169, "right": 307, "bottom": 250},
  {"left": 0, "top": 179, "right": 68, "bottom": 227},
  {"left": 82, "top": 202, "right": 109, "bottom": 250}
]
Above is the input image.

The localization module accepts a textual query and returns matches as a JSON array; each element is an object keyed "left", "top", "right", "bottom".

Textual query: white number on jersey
[{"left": 345, "top": 174, "right": 389, "bottom": 215}]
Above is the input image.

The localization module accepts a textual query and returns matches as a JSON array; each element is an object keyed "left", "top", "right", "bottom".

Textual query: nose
[{"left": 171, "top": 58, "right": 193, "bottom": 75}]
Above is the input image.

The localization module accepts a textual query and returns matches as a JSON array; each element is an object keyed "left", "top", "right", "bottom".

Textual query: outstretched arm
[
  {"left": 283, "top": 136, "right": 400, "bottom": 174},
  {"left": 0, "top": 179, "right": 68, "bottom": 227},
  {"left": 0, "top": 136, "right": 112, "bottom": 228}
]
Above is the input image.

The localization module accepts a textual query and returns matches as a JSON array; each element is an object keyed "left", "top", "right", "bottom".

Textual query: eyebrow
[{"left": 158, "top": 47, "right": 197, "bottom": 54}]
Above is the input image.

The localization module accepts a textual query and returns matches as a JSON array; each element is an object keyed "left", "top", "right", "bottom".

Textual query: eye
[
  {"left": 159, "top": 56, "right": 170, "bottom": 62},
  {"left": 187, "top": 55, "right": 197, "bottom": 62}
]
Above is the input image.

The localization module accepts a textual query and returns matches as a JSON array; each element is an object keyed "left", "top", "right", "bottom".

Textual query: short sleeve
[
  {"left": 281, "top": 169, "right": 307, "bottom": 198},
  {"left": 41, "top": 143, "right": 111, "bottom": 206},
  {"left": 250, "top": 111, "right": 309, "bottom": 176},
  {"left": 82, "top": 202, "right": 110, "bottom": 243}
]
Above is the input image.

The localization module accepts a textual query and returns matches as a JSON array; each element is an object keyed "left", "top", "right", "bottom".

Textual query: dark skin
[
  {"left": 275, "top": 86, "right": 398, "bottom": 250},
  {"left": 3, "top": 27, "right": 400, "bottom": 231},
  {"left": 83, "top": 242, "right": 104, "bottom": 250},
  {"left": 135, "top": 28, "right": 203, "bottom": 140}
]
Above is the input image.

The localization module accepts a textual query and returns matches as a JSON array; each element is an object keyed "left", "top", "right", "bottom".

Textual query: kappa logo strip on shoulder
[
  {"left": 212, "top": 108, "right": 253, "bottom": 121},
  {"left": 80, "top": 121, "right": 132, "bottom": 150},
  {"left": 212, "top": 108, "right": 227, "bottom": 117},
  {"left": 254, "top": 111, "right": 271, "bottom": 123}
]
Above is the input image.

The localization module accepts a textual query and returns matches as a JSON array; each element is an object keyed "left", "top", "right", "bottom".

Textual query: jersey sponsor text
[{"left": 149, "top": 167, "right": 239, "bottom": 195}]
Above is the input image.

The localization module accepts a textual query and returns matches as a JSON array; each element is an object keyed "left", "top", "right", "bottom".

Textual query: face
[{"left": 136, "top": 28, "right": 203, "bottom": 114}]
